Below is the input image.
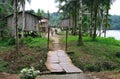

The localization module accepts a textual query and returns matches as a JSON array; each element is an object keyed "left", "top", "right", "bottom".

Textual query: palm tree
[
  {"left": 18, "top": 0, "right": 31, "bottom": 44},
  {"left": 37, "top": 9, "right": 45, "bottom": 16},
  {"left": 83, "top": 0, "right": 115, "bottom": 39},
  {"left": 78, "top": 0, "right": 83, "bottom": 45},
  {"left": 14, "top": 0, "right": 19, "bottom": 53},
  {"left": 56, "top": 0, "right": 84, "bottom": 45},
  {"left": 103, "top": 0, "right": 112, "bottom": 37},
  {"left": 83, "top": 0, "right": 94, "bottom": 37},
  {"left": 0, "top": 0, "right": 14, "bottom": 14}
]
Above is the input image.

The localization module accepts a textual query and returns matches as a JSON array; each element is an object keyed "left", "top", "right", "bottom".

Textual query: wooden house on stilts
[{"left": 6, "top": 12, "right": 48, "bottom": 37}]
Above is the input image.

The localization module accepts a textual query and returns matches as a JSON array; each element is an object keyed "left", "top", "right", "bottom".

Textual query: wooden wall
[
  {"left": 59, "top": 19, "right": 73, "bottom": 29},
  {"left": 7, "top": 13, "right": 39, "bottom": 36}
]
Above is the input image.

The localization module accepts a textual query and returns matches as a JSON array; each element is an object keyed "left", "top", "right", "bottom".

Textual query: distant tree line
[
  {"left": 47, "top": 13, "right": 61, "bottom": 26},
  {"left": 110, "top": 15, "right": 120, "bottom": 30},
  {"left": 48, "top": 13, "right": 120, "bottom": 30}
]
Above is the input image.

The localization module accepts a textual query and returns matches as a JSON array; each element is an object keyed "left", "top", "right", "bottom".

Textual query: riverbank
[
  {"left": 101, "top": 30, "right": 120, "bottom": 40},
  {"left": 62, "top": 35, "right": 120, "bottom": 77}
]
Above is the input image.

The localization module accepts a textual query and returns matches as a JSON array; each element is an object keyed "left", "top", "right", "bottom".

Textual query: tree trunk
[
  {"left": 66, "top": 26, "right": 68, "bottom": 52},
  {"left": 99, "top": 9, "right": 104, "bottom": 37},
  {"left": 72, "top": 12, "right": 75, "bottom": 35},
  {"left": 104, "top": 8, "right": 109, "bottom": 37},
  {"left": 72, "top": 4, "right": 77, "bottom": 35},
  {"left": 47, "top": 27, "right": 50, "bottom": 51},
  {"left": 47, "top": 11, "right": 50, "bottom": 51},
  {"left": 89, "top": 5, "right": 93, "bottom": 37},
  {"left": 14, "top": 0, "right": 19, "bottom": 53},
  {"left": 104, "top": 27, "right": 106, "bottom": 37},
  {"left": 93, "top": 3, "right": 98, "bottom": 40},
  {"left": 21, "top": 0, "right": 25, "bottom": 45},
  {"left": 78, "top": 0, "right": 83, "bottom": 45}
]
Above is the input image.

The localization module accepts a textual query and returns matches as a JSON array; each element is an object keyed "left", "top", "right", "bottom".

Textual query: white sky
[
  {"left": 109, "top": 0, "right": 120, "bottom": 15},
  {"left": 26, "top": 0, "right": 120, "bottom": 15},
  {"left": 25, "top": 0, "right": 59, "bottom": 13}
]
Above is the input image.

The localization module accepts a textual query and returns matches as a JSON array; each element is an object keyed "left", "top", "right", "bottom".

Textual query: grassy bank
[
  {"left": 62, "top": 36, "right": 120, "bottom": 72},
  {"left": 0, "top": 37, "right": 48, "bottom": 73}
]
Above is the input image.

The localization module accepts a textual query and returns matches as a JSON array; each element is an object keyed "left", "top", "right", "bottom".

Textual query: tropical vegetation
[
  {"left": 56, "top": 0, "right": 116, "bottom": 45},
  {"left": 0, "top": 0, "right": 120, "bottom": 78}
]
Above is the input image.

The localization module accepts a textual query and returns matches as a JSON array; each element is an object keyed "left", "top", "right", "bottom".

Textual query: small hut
[
  {"left": 6, "top": 12, "right": 42, "bottom": 36},
  {"left": 40, "top": 18, "right": 48, "bottom": 32},
  {"left": 59, "top": 18, "right": 73, "bottom": 29}
]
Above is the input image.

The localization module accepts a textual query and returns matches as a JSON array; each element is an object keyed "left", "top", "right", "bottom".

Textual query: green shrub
[
  {"left": 101, "top": 61, "right": 116, "bottom": 70},
  {"left": 28, "top": 37, "right": 47, "bottom": 48},
  {"left": 20, "top": 67, "right": 40, "bottom": 79},
  {"left": 85, "top": 64, "right": 100, "bottom": 72},
  {"left": 7, "top": 37, "right": 15, "bottom": 45},
  {"left": 24, "top": 36, "right": 33, "bottom": 44},
  {"left": 115, "top": 52, "right": 120, "bottom": 58},
  {"left": 0, "top": 59, "right": 9, "bottom": 72}
]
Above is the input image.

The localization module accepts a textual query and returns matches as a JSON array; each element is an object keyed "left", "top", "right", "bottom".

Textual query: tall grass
[
  {"left": 63, "top": 35, "right": 120, "bottom": 46},
  {"left": 62, "top": 35, "right": 120, "bottom": 72},
  {"left": 95, "top": 37, "right": 120, "bottom": 46},
  {"left": 24, "top": 37, "right": 47, "bottom": 49}
]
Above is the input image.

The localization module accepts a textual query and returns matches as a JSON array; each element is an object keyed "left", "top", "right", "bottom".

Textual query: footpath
[
  {"left": 45, "top": 35, "right": 82, "bottom": 73},
  {"left": 37, "top": 34, "right": 95, "bottom": 79}
]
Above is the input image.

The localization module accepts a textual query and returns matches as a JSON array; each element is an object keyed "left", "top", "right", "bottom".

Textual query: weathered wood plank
[
  {"left": 48, "top": 51, "right": 57, "bottom": 57},
  {"left": 45, "top": 50, "right": 83, "bottom": 73},
  {"left": 47, "top": 56, "right": 59, "bottom": 63},
  {"left": 60, "top": 62, "right": 83, "bottom": 73},
  {"left": 57, "top": 50, "right": 68, "bottom": 57},
  {"left": 45, "top": 63, "right": 64, "bottom": 72},
  {"left": 59, "top": 57, "right": 71, "bottom": 62}
]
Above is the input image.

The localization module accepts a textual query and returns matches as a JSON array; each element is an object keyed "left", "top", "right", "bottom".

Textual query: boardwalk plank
[
  {"left": 45, "top": 63, "right": 64, "bottom": 72},
  {"left": 46, "top": 50, "right": 83, "bottom": 73},
  {"left": 60, "top": 63, "right": 83, "bottom": 73},
  {"left": 59, "top": 57, "right": 71, "bottom": 62},
  {"left": 57, "top": 50, "right": 67, "bottom": 57},
  {"left": 47, "top": 56, "right": 59, "bottom": 63},
  {"left": 48, "top": 51, "right": 57, "bottom": 57}
]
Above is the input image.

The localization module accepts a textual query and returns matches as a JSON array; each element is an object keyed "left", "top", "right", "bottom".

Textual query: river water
[{"left": 101, "top": 30, "right": 120, "bottom": 40}]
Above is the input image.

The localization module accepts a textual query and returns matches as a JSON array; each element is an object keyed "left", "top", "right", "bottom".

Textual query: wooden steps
[{"left": 45, "top": 50, "right": 83, "bottom": 73}]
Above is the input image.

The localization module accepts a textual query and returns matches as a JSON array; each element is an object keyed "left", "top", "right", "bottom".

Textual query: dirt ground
[
  {"left": 86, "top": 71, "right": 120, "bottom": 79},
  {"left": 0, "top": 73, "right": 19, "bottom": 79},
  {"left": 0, "top": 71, "right": 120, "bottom": 79},
  {"left": 37, "top": 73, "right": 93, "bottom": 79}
]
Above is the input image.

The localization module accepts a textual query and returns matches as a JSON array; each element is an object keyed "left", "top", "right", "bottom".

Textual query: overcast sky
[
  {"left": 25, "top": 0, "right": 58, "bottom": 13},
  {"left": 26, "top": 0, "right": 120, "bottom": 15},
  {"left": 109, "top": 0, "right": 120, "bottom": 15}
]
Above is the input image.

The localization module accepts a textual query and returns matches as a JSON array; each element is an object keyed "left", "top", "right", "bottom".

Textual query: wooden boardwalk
[{"left": 45, "top": 50, "right": 83, "bottom": 73}]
